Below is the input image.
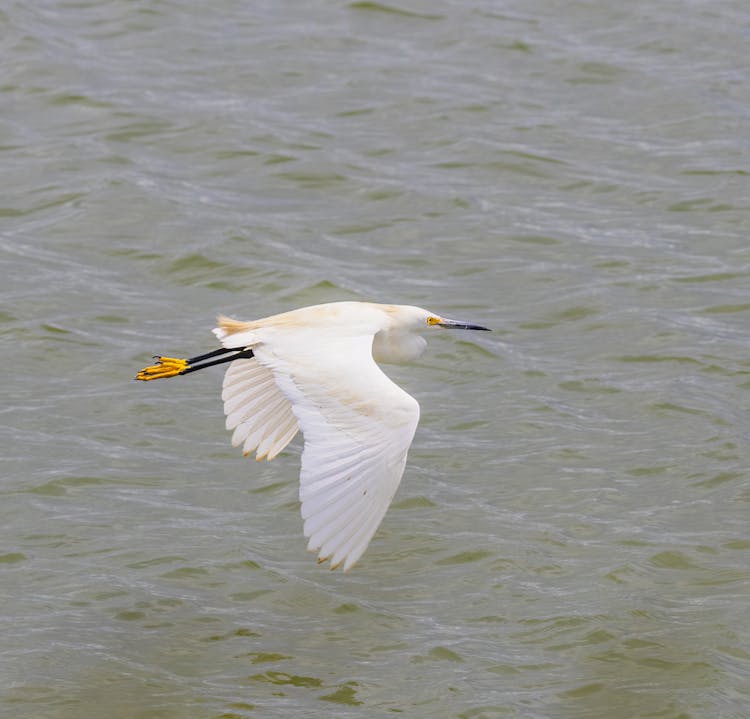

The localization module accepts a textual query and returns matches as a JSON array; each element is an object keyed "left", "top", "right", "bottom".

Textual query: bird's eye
[{"left": 427, "top": 316, "right": 440, "bottom": 325}]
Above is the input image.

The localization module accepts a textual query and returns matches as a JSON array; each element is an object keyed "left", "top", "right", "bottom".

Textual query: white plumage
[{"left": 138, "top": 301, "right": 489, "bottom": 571}]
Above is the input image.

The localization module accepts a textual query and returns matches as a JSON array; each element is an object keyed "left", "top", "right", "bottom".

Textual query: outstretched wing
[{"left": 254, "top": 333, "right": 420, "bottom": 571}]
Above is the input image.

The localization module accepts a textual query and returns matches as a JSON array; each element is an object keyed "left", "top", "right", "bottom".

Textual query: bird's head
[
  {"left": 372, "top": 305, "right": 489, "bottom": 364},
  {"left": 380, "top": 305, "right": 490, "bottom": 332},
  {"left": 385, "top": 305, "right": 490, "bottom": 333}
]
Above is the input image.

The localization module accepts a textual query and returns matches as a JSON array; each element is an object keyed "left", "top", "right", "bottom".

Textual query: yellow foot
[{"left": 135, "top": 356, "right": 190, "bottom": 381}]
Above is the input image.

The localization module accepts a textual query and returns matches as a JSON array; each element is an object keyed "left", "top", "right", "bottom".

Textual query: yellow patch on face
[{"left": 426, "top": 316, "right": 442, "bottom": 326}]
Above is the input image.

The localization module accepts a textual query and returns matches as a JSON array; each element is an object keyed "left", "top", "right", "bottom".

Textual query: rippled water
[{"left": 2, "top": 2, "right": 750, "bottom": 718}]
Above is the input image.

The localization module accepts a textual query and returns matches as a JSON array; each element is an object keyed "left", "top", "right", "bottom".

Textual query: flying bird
[{"left": 136, "top": 301, "right": 490, "bottom": 571}]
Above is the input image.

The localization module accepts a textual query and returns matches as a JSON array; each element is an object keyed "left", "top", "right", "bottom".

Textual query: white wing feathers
[
  {"left": 215, "top": 324, "right": 420, "bottom": 571},
  {"left": 259, "top": 334, "right": 420, "bottom": 571},
  {"left": 221, "top": 358, "right": 299, "bottom": 460}
]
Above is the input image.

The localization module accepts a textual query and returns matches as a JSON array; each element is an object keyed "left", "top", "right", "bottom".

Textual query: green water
[{"left": 2, "top": 2, "right": 749, "bottom": 718}]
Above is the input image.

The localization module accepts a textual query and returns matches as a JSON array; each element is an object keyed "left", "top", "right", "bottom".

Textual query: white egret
[{"left": 136, "top": 301, "right": 490, "bottom": 571}]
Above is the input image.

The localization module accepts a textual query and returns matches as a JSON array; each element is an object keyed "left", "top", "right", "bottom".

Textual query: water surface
[{"left": 2, "top": 2, "right": 749, "bottom": 718}]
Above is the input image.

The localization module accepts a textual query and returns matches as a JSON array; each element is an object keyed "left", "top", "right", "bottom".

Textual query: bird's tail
[{"left": 212, "top": 315, "right": 257, "bottom": 347}]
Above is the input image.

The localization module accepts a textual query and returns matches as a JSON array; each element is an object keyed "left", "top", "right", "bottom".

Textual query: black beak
[{"left": 437, "top": 319, "right": 491, "bottom": 331}]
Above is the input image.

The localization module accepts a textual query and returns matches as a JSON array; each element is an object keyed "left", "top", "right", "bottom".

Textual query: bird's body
[{"left": 136, "top": 301, "right": 489, "bottom": 571}]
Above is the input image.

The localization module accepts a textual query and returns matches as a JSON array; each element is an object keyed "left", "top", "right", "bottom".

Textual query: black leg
[
  {"left": 136, "top": 347, "right": 253, "bottom": 381},
  {"left": 180, "top": 348, "right": 254, "bottom": 374},
  {"left": 186, "top": 346, "right": 249, "bottom": 364}
]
